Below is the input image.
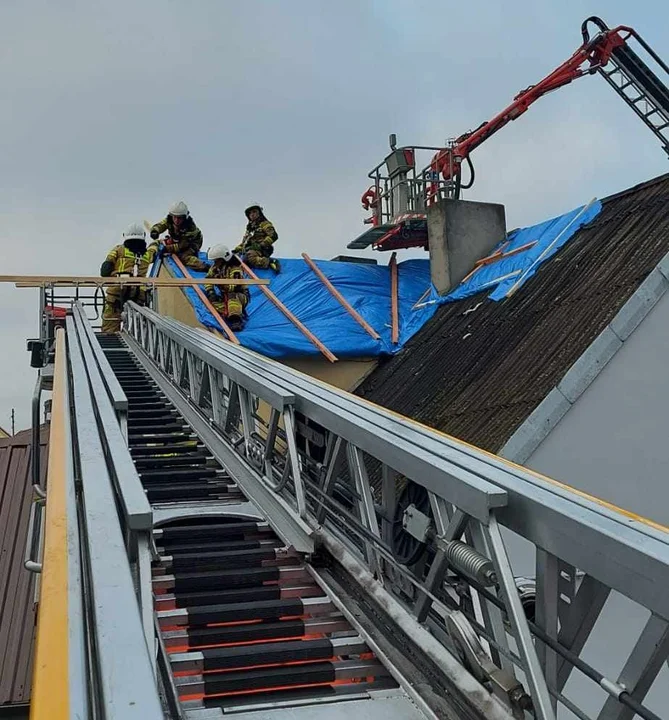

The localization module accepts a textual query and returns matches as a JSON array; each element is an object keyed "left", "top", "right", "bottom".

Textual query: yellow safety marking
[{"left": 30, "top": 329, "right": 69, "bottom": 720}]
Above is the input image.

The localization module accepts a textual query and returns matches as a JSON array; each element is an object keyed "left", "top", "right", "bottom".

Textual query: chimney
[{"left": 427, "top": 198, "right": 506, "bottom": 296}]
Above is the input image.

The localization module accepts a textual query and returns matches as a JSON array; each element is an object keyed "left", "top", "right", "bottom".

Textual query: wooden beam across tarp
[
  {"left": 301, "top": 252, "right": 380, "bottom": 340},
  {"left": 237, "top": 259, "right": 338, "bottom": 363},
  {"left": 1, "top": 275, "right": 268, "bottom": 288},
  {"left": 389, "top": 252, "right": 399, "bottom": 345}
]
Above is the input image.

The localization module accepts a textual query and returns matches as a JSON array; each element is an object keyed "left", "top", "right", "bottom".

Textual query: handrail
[
  {"left": 125, "top": 302, "right": 294, "bottom": 410},
  {"left": 124, "top": 303, "right": 669, "bottom": 720},
  {"left": 129, "top": 306, "right": 507, "bottom": 521},
  {"left": 66, "top": 316, "right": 163, "bottom": 718},
  {"left": 69, "top": 314, "right": 152, "bottom": 530},
  {"left": 30, "top": 329, "right": 88, "bottom": 720},
  {"left": 74, "top": 301, "right": 128, "bottom": 415}
]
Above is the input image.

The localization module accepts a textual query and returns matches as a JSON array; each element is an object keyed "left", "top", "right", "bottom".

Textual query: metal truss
[{"left": 124, "top": 302, "right": 669, "bottom": 720}]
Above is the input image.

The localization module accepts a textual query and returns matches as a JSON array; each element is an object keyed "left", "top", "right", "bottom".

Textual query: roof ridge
[{"left": 601, "top": 172, "right": 669, "bottom": 205}]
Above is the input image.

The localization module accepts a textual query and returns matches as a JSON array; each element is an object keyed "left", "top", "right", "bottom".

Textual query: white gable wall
[{"left": 498, "top": 260, "right": 669, "bottom": 718}]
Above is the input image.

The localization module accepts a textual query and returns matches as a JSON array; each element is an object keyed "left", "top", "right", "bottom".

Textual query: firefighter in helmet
[
  {"left": 149, "top": 200, "right": 209, "bottom": 272},
  {"left": 234, "top": 203, "right": 280, "bottom": 272},
  {"left": 100, "top": 223, "right": 159, "bottom": 333},
  {"left": 204, "top": 244, "right": 250, "bottom": 331}
]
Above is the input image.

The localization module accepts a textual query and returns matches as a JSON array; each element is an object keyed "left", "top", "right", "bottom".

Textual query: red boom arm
[{"left": 430, "top": 25, "right": 634, "bottom": 182}]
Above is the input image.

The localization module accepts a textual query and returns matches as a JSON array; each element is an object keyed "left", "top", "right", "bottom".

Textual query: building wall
[
  {"left": 519, "top": 289, "right": 669, "bottom": 717},
  {"left": 524, "top": 288, "right": 669, "bottom": 529}
]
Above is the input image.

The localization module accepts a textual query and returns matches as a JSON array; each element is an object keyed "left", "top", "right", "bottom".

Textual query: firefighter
[
  {"left": 149, "top": 200, "right": 209, "bottom": 271},
  {"left": 234, "top": 203, "right": 280, "bottom": 272},
  {"left": 100, "top": 223, "right": 159, "bottom": 333},
  {"left": 204, "top": 244, "right": 250, "bottom": 331}
]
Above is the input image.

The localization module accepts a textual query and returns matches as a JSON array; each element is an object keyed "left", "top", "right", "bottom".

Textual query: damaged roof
[{"left": 356, "top": 173, "right": 669, "bottom": 452}]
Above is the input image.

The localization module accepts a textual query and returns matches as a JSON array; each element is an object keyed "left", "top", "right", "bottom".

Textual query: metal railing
[
  {"left": 363, "top": 144, "right": 454, "bottom": 227},
  {"left": 124, "top": 302, "right": 669, "bottom": 720}
]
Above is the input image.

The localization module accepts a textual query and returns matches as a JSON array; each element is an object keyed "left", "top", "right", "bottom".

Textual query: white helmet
[
  {"left": 123, "top": 223, "right": 146, "bottom": 241},
  {"left": 168, "top": 200, "right": 189, "bottom": 217},
  {"left": 207, "top": 243, "right": 233, "bottom": 262}
]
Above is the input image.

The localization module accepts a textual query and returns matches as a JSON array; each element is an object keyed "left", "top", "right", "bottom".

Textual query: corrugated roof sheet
[
  {"left": 357, "top": 173, "right": 669, "bottom": 452},
  {"left": 0, "top": 426, "right": 48, "bottom": 709}
]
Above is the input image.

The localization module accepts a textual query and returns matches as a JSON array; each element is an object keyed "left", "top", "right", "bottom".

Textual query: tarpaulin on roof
[
  {"left": 430, "top": 200, "right": 603, "bottom": 306},
  {"left": 166, "top": 256, "right": 433, "bottom": 358},
  {"left": 163, "top": 198, "right": 602, "bottom": 359}
]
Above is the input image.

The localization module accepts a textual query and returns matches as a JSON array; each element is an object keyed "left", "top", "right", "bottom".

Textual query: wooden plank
[
  {"left": 460, "top": 240, "right": 537, "bottom": 284},
  {"left": 411, "top": 287, "right": 432, "bottom": 311},
  {"left": 237, "top": 259, "right": 338, "bottom": 363},
  {"left": 390, "top": 252, "right": 399, "bottom": 345},
  {"left": 301, "top": 253, "right": 380, "bottom": 340},
  {"left": 169, "top": 256, "right": 239, "bottom": 344},
  {"left": 3, "top": 275, "right": 266, "bottom": 287}
]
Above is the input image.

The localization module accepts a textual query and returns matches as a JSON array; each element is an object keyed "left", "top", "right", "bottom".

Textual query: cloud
[{"left": 1, "top": 0, "right": 667, "bottom": 426}]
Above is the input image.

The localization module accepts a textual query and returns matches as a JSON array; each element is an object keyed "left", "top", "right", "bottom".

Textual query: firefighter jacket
[
  {"left": 100, "top": 243, "right": 159, "bottom": 278},
  {"left": 235, "top": 216, "right": 278, "bottom": 254},
  {"left": 150, "top": 216, "right": 204, "bottom": 255},
  {"left": 204, "top": 261, "right": 249, "bottom": 303}
]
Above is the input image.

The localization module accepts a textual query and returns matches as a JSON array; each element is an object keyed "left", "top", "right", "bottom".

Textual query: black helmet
[{"left": 244, "top": 203, "right": 263, "bottom": 219}]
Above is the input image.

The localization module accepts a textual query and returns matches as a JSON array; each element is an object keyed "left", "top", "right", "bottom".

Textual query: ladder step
[
  {"left": 152, "top": 565, "right": 306, "bottom": 593},
  {"left": 158, "top": 538, "right": 280, "bottom": 557},
  {"left": 165, "top": 547, "right": 295, "bottom": 573},
  {"left": 175, "top": 659, "right": 387, "bottom": 698},
  {"left": 154, "top": 521, "right": 266, "bottom": 542},
  {"left": 129, "top": 422, "right": 189, "bottom": 435},
  {"left": 129, "top": 432, "right": 196, "bottom": 443},
  {"left": 134, "top": 452, "right": 209, "bottom": 469},
  {"left": 130, "top": 442, "right": 202, "bottom": 456},
  {"left": 146, "top": 483, "right": 235, "bottom": 502},
  {"left": 158, "top": 596, "right": 332, "bottom": 628},
  {"left": 162, "top": 617, "right": 350, "bottom": 651},
  {"left": 140, "top": 467, "right": 219, "bottom": 480},
  {"left": 154, "top": 582, "right": 321, "bottom": 610},
  {"left": 170, "top": 636, "right": 367, "bottom": 673}
]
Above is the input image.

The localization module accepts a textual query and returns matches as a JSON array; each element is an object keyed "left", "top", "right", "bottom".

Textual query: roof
[
  {"left": 0, "top": 426, "right": 9, "bottom": 439},
  {"left": 0, "top": 426, "right": 48, "bottom": 709},
  {"left": 356, "top": 173, "right": 669, "bottom": 452}
]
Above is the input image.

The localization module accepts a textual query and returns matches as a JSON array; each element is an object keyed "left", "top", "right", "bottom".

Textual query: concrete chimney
[{"left": 427, "top": 198, "right": 506, "bottom": 296}]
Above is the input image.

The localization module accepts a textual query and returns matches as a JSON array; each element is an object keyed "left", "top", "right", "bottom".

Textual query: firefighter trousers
[{"left": 101, "top": 286, "right": 147, "bottom": 333}]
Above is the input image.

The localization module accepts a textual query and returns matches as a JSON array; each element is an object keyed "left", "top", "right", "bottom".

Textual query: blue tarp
[{"left": 164, "top": 199, "right": 601, "bottom": 360}]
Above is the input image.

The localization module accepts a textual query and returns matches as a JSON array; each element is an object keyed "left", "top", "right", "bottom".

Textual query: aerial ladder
[
  {"left": 20, "top": 280, "right": 669, "bottom": 720},
  {"left": 348, "top": 16, "right": 669, "bottom": 252}
]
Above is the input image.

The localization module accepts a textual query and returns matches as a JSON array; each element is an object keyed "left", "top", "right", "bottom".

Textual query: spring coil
[{"left": 444, "top": 540, "right": 497, "bottom": 586}]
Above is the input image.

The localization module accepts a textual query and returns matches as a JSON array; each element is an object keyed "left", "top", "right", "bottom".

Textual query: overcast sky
[{"left": 1, "top": 0, "right": 667, "bottom": 430}]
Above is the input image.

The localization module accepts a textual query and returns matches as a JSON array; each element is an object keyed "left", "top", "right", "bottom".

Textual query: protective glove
[{"left": 100, "top": 260, "right": 114, "bottom": 277}]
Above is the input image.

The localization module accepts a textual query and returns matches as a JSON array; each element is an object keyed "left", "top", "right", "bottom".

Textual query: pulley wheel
[{"left": 391, "top": 480, "right": 432, "bottom": 566}]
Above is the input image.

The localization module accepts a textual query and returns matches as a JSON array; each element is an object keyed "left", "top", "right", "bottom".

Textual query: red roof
[{"left": 0, "top": 426, "right": 49, "bottom": 709}]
